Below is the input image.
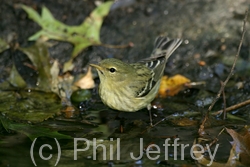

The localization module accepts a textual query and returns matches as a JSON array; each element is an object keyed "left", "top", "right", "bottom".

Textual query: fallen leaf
[
  {"left": 0, "top": 116, "right": 71, "bottom": 141},
  {"left": 18, "top": 40, "right": 51, "bottom": 91},
  {"left": 157, "top": 74, "right": 191, "bottom": 97},
  {"left": 57, "top": 73, "right": 74, "bottom": 106},
  {"left": 0, "top": 90, "right": 61, "bottom": 123},
  {"left": 61, "top": 106, "right": 78, "bottom": 119},
  {"left": 0, "top": 38, "right": 9, "bottom": 53},
  {"left": 50, "top": 61, "right": 75, "bottom": 107},
  {"left": 74, "top": 66, "right": 95, "bottom": 89},
  {"left": 8, "top": 64, "right": 26, "bottom": 88},
  {"left": 21, "top": 1, "right": 113, "bottom": 72},
  {"left": 50, "top": 60, "right": 60, "bottom": 94},
  {"left": 226, "top": 128, "right": 250, "bottom": 166},
  {"left": 192, "top": 139, "right": 225, "bottom": 167},
  {"left": 172, "top": 117, "right": 198, "bottom": 126}
]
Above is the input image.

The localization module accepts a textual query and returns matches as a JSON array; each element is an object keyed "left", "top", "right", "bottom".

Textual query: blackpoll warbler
[{"left": 90, "top": 37, "right": 182, "bottom": 125}]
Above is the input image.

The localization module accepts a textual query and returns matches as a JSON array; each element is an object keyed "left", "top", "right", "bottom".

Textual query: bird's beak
[{"left": 90, "top": 64, "right": 104, "bottom": 72}]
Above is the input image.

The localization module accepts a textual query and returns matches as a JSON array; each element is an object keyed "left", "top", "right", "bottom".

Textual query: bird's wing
[{"left": 129, "top": 63, "right": 154, "bottom": 97}]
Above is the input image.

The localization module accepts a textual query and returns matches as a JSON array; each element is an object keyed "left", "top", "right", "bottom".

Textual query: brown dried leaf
[
  {"left": 74, "top": 66, "right": 95, "bottom": 89},
  {"left": 226, "top": 128, "right": 250, "bottom": 166},
  {"left": 192, "top": 139, "right": 224, "bottom": 167},
  {"left": 172, "top": 117, "right": 198, "bottom": 126},
  {"left": 61, "top": 106, "right": 78, "bottom": 119}
]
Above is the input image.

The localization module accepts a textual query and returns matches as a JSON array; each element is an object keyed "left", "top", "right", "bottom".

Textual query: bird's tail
[
  {"left": 140, "top": 36, "right": 182, "bottom": 82},
  {"left": 151, "top": 36, "right": 182, "bottom": 60}
]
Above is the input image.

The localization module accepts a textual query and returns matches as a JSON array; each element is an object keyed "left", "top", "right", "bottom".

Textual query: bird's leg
[{"left": 147, "top": 104, "right": 153, "bottom": 127}]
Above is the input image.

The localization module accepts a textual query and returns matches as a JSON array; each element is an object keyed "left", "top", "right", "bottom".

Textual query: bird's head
[{"left": 90, "top": 58, "right": 132, "bottom": 83}]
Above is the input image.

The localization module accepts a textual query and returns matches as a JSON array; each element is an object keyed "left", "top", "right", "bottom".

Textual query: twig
[
  {"left": 140, "top": 114, "right": 178, "bottom": 134},
  {"left": 203, "top": 128, "right": 225, "bottom": 152},
  {"left": 23, "top": 62, "right": 37, "bottom": 70},
  {"left": 212, "top": 98, "right": 250, "bottom": 116},
  {"left": 221, "top": 81, "right": 227, "bottom": 120},
  {"left": 207, "top": 10, "right": 248, "bottom": 115},
  {"left": 140, "top": 118, "right": 166, "bottom": 134},
  {"left": 98, "top": 42, "right": 134, "bottom": 49},
  {"left": 198, "top": 9, "right": 249, "bottom": 135}
]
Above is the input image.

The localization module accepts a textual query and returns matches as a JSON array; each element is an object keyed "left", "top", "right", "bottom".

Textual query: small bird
[{"left": 90, "top": 36, "right": 182, "bottom": 126}]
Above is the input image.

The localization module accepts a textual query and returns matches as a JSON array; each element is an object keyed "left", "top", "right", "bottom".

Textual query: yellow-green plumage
[{"left": 90, "top": 37, "right": 182, "bottom": 112}]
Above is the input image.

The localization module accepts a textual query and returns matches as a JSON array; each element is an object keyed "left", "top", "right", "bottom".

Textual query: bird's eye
[{"left": 109, "top": 68, "right": 116, "bottom": 73}]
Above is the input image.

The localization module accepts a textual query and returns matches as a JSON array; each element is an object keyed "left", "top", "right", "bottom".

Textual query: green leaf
[
  {"left": 19, "top": 41, "right": 51, "bottom": 91},
  {"left": 8, "top": 64, "right": 27, "bottom": 88},
  {"left": 0, "top": 140, "right": 7, "bottom": 145},
  {"left": 41, "top": 5, "right": 55, "bottom": 22},
  {"left": 64, "top": 41, "right": 92, "bottom": 71},
  {"left": 63, "top": 59, "right": 75, "bottom": 73},
  {"left": 21, "top": 1, "right": 113, "bottom": 72},
  {"left": 0, "top": 90, "right": 61, "bottom": 123},
  {"left": 0, "top": 116, "right": 71, "bottom": 141},
  {"left": 21, "top": 5, "right": 44, "bottom": 26},
  {"left": 28, "top": 31, "right": 44, "bottom": 41},
  {"left": 0, "top": 38, "right": 9, "bottom": 53}
]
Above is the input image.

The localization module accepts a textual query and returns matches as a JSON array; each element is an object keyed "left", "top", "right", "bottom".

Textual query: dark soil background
[{"left": 1, "top": 0, "right": 249, "bottom": 80}]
